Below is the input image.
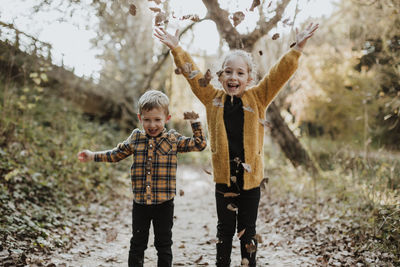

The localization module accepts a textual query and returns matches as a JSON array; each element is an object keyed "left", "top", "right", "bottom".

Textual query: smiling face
[
  {"left": 219, "top": 54, "right": 253, "bottom": 97},
  {"left": 138, "top": 107, "right": 171, "bottom": 137}
]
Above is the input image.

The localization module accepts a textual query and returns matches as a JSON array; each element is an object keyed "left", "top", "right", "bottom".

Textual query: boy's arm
[
  {"left": 154, "top": 27, "right": 217, "bottom": 105},
  {"left": 175, "top": 112, "right": 207, "bottom": 153},
  {"left": 78, "top": 130, "right": 137, "bottom": 163}
]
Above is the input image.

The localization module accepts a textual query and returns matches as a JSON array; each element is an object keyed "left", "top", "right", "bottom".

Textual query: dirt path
[{"left": 44, "top": 166, "right": 341, "bottom": 266}]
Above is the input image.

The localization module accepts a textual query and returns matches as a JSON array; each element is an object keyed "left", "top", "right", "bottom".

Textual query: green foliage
[{"left": 0, "top": 78, "right": 129, "bottom": 263}]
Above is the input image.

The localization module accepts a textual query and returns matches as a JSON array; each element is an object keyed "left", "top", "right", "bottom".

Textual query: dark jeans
[
  {"left": 215, "top": 184, "right": 260, "bottom": 267},
  {"left": 128, "top": 199, "right": 174, "bottom": 267}
]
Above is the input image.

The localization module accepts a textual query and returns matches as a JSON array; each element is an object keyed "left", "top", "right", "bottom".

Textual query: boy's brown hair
[{"left": 138, "top": 90, "right": 169, "bottom": 115}]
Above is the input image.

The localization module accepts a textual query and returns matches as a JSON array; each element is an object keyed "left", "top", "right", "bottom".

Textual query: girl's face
[{"left": 219, "top": 55, "right": 252, "bottom": 97}]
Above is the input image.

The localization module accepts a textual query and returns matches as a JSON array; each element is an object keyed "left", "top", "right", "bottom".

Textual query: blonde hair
[
  {"left": 138, "top": 90, "right": 169, "bottom": 115},
  {"left": 221, "top": 50, "right": 256, "bottom": 81}
]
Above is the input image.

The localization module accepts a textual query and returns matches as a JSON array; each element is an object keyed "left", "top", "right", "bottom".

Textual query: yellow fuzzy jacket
[{"left": 171, "top": 46, "right": 301, "bottom": 190}]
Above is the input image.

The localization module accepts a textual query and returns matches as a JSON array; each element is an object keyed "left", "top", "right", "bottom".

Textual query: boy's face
[
  {"left": 138, "top": 107, "right": 171, "bottom": 137},
  {"left": 218, "top": 55, "right": 252, "bottom": 97}
]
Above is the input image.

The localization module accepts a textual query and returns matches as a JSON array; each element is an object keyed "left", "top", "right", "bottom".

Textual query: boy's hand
[
  {"left": 184, "top": 111, "right": 200, "bottom": 123},
  {"left": 294, "top": 22, "right": 319, "bottom": 51},
  {"left": 77, "top": 150, "right": 94, "bottom": 162},
  {"left": 154, "top": 27, "right": 179, "bottom": 49}
]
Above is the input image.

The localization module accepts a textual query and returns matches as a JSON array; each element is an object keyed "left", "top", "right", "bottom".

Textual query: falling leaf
[
  {"left": 181, "top": 62, "right": 193, "bottom": 74},
  {"left": 148, "top": 0, "right": 161, "bottom": 4},
  {"left": 249, "top": 0, "right": 260, "bottom": 11},
  {"left": 179, "top": 189, "right": 184, "bottom": 196},
  {"left": 203, "top": 168, "right": 212, "bottom": 175},
  {"left": 183, "top": 111, "right": 200, "bottom": 120},
  {"left": 188, "top": 70, "right": 200, "bottom": 79},
  {"left": 198, "top": 69, "right": 212, "bottom": 87},
  {"left": 267, "top": 1, "right": 272, "bottom": 8},
  {"left": 179, "top": 244, "right": 185, "bottom": 248},
  {"left": 272, "top": 33, "right": 280, "bottom": 40},
  {"left": 227, "top": 203, "right": 238, "bottom": 212},
  {"left": 245, "top": 242, "right": 257, "bottom": 253},
  {"left": 237, "top": 228, "right": 246, "bottom": 238},
  {"left": 129, "top": 4, "right": 136, "bottom": 16},
  {"left": 216, "top": 70, "right": 223, "bottom": 77},
  {"left": 260, "top": 177, "right": 269, "bottom": 189},
  {"left": 174, "top": 67, "right": 182, "bottom": 74},
  {"left": 106, "top": 228, "right": 118, "bottom": 243},
  {"left": 258, "top": 50, "right": 263, "bottom": 56},
  {"left": 242, "top": 163, "right": 252, "bottom": 173},
  {"left": 232, "top": 11, "right": 245, "bottom": 27},
  {"left": 194, "top": 255, "right": 203, "bottom": 264},
  {"left": 243, "top": 105, "right": 254, "bottom": 113},
  {"left": 259, "top": 118, "right": 271, "bottom": 128},
  {"left": 212, "top": 97, "right": 224, "bottom": 108},
  {"left": 155, "top": 12, "right": 167, "bottom": 26},
  {"left": 290, "top": 42, "right": 297, "bottom": 48},
  {"left": 254, "top": 234, "right": 263, "bottom": 244},
  {"left": 180, "top": 14, "right": 200, "bottom": 22},
  {"left": 230, "top": 176, "right": 237, "bottom": 183},
  {"left": 149, "top": 7, "right": 161, "bottom": 13},
  {"left": 224, "top": 192, "right": 240, "bottom": 198}
]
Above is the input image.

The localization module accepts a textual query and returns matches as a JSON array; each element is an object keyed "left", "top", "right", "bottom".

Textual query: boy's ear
[
  {"left": 165, "top": 114, "right": 171, "bottom": 123},
  {"left": 137, "top": 113, "right": 142, "bottom": 122}
]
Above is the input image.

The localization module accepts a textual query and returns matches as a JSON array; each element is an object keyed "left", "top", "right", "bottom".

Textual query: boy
[{"left": 77, "top": 90, "right": 207, "bottom": 267}]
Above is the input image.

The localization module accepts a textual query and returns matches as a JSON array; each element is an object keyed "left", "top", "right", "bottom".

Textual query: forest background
[{"left": 0, "top": 0, "right": 399, "bottom": 265}]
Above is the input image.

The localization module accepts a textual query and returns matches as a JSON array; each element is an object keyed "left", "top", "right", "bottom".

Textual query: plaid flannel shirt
[{"left": 94, "top": 122, "right": 206, "bottom": 205}]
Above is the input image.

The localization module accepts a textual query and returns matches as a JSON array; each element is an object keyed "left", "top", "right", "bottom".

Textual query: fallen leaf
[
  {"left": 129, "top": 4, "right": 136, "bottom": 16},
  {"left": 149, "top": 7, "right": 161, "bottom": 13},
  {"left": 249, "top": 0, "right": 260, "bottom": 11},
  {"left": 254, "top": 234, "right": 263, "bottom": 244},
  {"left": 155, "top": 12, "right": 167, "bottom": 26},
  {"left": 237, "top": 228, "right": 246, "bottom": 238},
  {"left": 106, "top": 228, "right": 118, "bottom": 243},
  {"left": 224, "top": 192, "right": 240, "bottom": 198},
  {"left": 179, "top": 189, "right": 184, "bottom": 196},
  {"left": 227, "top": 203, "right": 238, "bottom": 212},
  {"left": 198, "top": 69, "right": 212, "bottom": 87},
  {"left": 232, "top": 11, "right": 245, "bottom": 27},
  {"left": 272, "top": 33, "right": 280, "bottom": 40},
  {"left": 183, "top": 111, "right": 200, "bottom": 120},
  {"left": 188, "top": 70, "right": 200, "bottom": 79}
]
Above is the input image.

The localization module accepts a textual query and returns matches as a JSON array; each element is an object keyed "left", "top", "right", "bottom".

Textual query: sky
[{"left": 0, "top": 0, "right": 337, "bottom": 78}]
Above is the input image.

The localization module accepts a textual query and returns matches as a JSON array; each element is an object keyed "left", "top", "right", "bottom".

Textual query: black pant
[
  {"left": 215, "top": 184, "right": 260, "bottom": 267},
  {"left": 128, "top": 199, "right": 174, "bottom": 267}
]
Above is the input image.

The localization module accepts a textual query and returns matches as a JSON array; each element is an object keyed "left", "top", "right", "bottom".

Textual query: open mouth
[
  {"left": 148, "top": 129, "right": 159, "bottom": 135},
  {"left": 227, "top": 83, "right": 239, "bottom": 91}
]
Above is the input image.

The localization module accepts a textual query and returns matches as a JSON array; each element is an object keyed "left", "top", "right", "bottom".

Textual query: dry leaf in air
[
  {"left": 290, "top": 42, "right": 297, "bottom": 48},
  {"left": 227, "top": 203, "right": 238, "bottom": 212},
  {"left": 155, "top": 12, "right": 167, "bottom": 26},
  {"left": 258, "top": 50, "right": 263, "bottom": 56},
  {"left": 129, "top": 4, "right": 136, "bottom": 16},
  {"left": 224, "top": 192, "right": 240, "bottom": 198},
  {"left": 181, "top": 14, "right": 200, "bottom": 22},
  {"left": 198, "top": 69, "right": 212, "bottom": 87},
  {"left": 232, "top": 11, "right": 245, "bottom": 27},
  {"left": 249, "top": 0, "right": 260, "bottom": 11},
  {"left": 260, "top": 177, "right": 269, "bottom": 189},
  {"left": 216, "top": 69, "right": 223, "bottom": 77},
  {"left": 203, "top": 168, "right": 212, "bottom": 175},
  {"left": 179, "top": 189, "right": 184, "bottom": 196},
  {"left": 272, "top": 33, "right": 280, "bottom": 40},
  {"left": 148, "top": 0, "right": 161, "bottom": 4},
  {"left": 183, "top": 111, "right": 200, "bottom": 120},
  {"left": 237, "top": 228, "right": 246, "bottom": 238},
  {"left": 149, "top": 7, "right": 161, "bottom": 13}
]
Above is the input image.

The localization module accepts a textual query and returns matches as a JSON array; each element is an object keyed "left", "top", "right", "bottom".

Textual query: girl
[{"left": 155, "top": 22, "right": 318, "bottom": 267}]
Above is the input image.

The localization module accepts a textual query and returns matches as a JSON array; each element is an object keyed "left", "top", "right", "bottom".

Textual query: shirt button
[
  {"left": 148, "top": 157, "right": 152, "bottom": 161},
  {"left": 149, "top": 144, "right": 153, "bottom": 148},
  {"left": 147, "top": 171, "right": 151, "bottom": 175}
]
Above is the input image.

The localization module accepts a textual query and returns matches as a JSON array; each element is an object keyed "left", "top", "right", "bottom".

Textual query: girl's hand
[
  {"left": 77, "top": 150, "right": 94, "bottom": 162},
  {"left": 295, "top": 22, "right": 319, "bottom": 51},
  {"left": 154, "top": 27, "right": 179, "bottom": 49}
]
